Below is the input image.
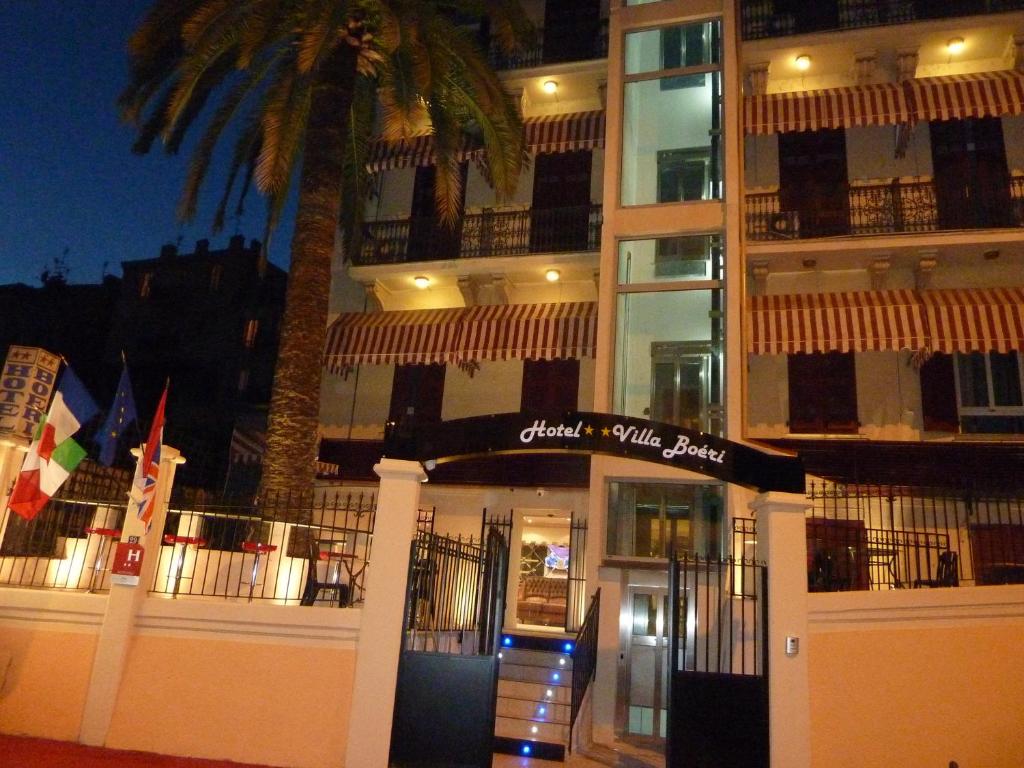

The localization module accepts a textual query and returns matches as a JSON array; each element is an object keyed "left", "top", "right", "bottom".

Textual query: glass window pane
[
  {"left": 957, "top": 353, "right": 990, "bottom": 407},
  {"left": 990, "top": 352, "right": 1023, "bottom": 407},
  {"left": 621, "top": 73, "right": 721, "bottom": 206},
  {"left": 607, "top": 481, "right": 724, "bottom": 558},
  {"left": 618, "top": 235, "right": 722, "bottom": 285},
  {"left": 625, "top": 22, "right": 719, "bottom": 76}
]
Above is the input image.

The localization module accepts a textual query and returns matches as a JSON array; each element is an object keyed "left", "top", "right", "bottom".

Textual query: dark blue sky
[{"left": 0, "top": 1, "right": 295, "bottom": 286}]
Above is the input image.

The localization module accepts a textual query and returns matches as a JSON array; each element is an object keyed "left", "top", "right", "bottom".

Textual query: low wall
[
  {"left": 808, "top": 586, "right": 1024, "bottom": 768},
  {"left": 0, "top": 589, "right": 360, "bottom": 768}
]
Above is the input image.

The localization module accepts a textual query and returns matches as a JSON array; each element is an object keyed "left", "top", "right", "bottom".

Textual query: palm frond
[{"left": 255, "top": 60, "right": 313, "bottom": 194}]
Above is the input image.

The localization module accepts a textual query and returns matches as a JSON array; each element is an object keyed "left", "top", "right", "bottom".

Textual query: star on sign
[
  {"left": 601, "top": 427, "right": 611, "bottom": 437},
  {"left": 584, "top": 425, "right": 594, "bottom": 435}
]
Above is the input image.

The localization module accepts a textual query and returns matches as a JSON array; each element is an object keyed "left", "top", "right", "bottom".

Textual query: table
[
  {"left": 83, "top": 527, "right": 122, "bottom": 592},
  {"left": 163, "top": 534, "right": 208, "bottom": 598},
  {"left": 240, "top": 541, "right": 278, "bottom": 601},
  {"left": 319, "top": 550, "right": 358, "bottom": 606}
]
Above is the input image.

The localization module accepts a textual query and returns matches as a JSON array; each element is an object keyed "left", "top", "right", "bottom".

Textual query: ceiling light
[
  {"left": 947, "top": 37, "right": 965, "bottom": 55},
  {"left": 795, "top": 54, "right": 811, "bottom": 71},
  {"left": 545, "top": 269, "right": 561, "bottom": 282},
  {"left": 413, "top": 275, "right": 430, "bottom": 289},
  {"left": 542, "top": 80, "right": 558, "bottom": 94}
]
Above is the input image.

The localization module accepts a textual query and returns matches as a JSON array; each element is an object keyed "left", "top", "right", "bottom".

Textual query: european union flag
[{"left": 96, "top": 361, "right": 138, "bottom": 466}]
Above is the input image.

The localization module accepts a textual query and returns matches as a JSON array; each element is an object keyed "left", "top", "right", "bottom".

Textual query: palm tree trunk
[{"left": 261, "top": 46, "right": 357, "bottom": 498}]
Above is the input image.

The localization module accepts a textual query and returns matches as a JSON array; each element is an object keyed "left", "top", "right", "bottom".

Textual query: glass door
[{"left": 620, "top": 586, "right": 670, "bottom": 741}]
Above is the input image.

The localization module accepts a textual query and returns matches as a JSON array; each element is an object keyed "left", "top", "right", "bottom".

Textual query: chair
[
  {"left": 914, "top": 551, "right": 959, "bottom": 588},
  {"left": 300, "top": 539, "right": 350, "bottom": 607}
]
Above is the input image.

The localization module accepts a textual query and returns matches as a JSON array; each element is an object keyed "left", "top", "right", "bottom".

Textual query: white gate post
[
  {"left": 344, "top": 458, "right": 426, "bottom": 768},
  {"left": 79, "top": 445, "right": 184, "bottom": 745},
  {"left": 750, "top": 491, "right": 811, "bottom": 768}
]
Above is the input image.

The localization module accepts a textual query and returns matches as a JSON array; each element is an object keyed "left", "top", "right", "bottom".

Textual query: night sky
[{"left": 0, "top": 1, "right": 295, "bottom": 287}]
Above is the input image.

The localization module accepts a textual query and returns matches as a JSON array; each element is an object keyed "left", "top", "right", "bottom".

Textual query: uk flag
[{"left": 130, "top": 385, "right": 167, "bottom": 531}]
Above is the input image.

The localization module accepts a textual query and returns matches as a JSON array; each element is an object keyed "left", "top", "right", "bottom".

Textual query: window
[
  {"left": 139, "top": 272, "right": 153, "bottom": 298},
  {"left": 621, "top": 20, "right": 721, "bottom": 207},
  {"left": 956, "top": 351, "right": 1024, "bottom": 433},
  {"left": 614, "top": 234, "right": 724, "bottom": 435},
  {"left": 921, "top": 351, "right": 1024, "bottom": 434},
  {"left": 388, "top": 364, "right": 446, "bottom": 425},
  {"left": 787, "top": 352, "right": 858, "bottom": 434},
  {"left": 521, "top": 358, "right": 580, "bottom": 413},
  {"left": 778, "top": 129, "right": 849, "bottom": 238},
  {"left": 607, "top": 481, "right": 723, "bottom": 559},
  {"left": 243, "top": 319, "right": 259, "bottom": 348},
  {"left": 210, "top": 264, "right": 223, "bottom": 291}
]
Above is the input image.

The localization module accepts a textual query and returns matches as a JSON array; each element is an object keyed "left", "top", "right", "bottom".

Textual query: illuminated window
[
  {"left": 243, "top": 319, "right": 259, "bottom": 348},
  {"left": 139, "top": 272, "right": 153, "bottom": 298}
]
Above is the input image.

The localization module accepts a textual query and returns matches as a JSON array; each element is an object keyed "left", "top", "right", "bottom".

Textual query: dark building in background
[{"left": 105, "top": 235, "right": 286, "bottom": 487}]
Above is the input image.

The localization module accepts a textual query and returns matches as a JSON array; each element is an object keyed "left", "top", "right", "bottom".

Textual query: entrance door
[
  {"left": 930, "top": 117, "right": 1012, "bottom": 230},
  {"left": 530, "top": 151, "right": 592, "bottom": 252},
  {"left": 408, "top": 164, "right": 467, "bottom": 261},
  {"left": 620, "top": 585, "right": 670, "bottom": 741},
  {"left": 779, "top": 128, "right": 849, "bottom": 237},
  {"left": 513, "top": 511, "right": 571, "bottom": 630}
]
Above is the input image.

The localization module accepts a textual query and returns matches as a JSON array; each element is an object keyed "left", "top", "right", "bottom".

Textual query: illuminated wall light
[
  {"left": 552, "top": 672, "right": 560, "bottom": 681},
  {"left": 538, "top": 706, "right": 547, "bottom": 716},
  {"left": 558, "top": 658, "right": 565, "bottom": 665},
  {"left": 503, "top": 636, "right": 513, "bottom": 647},
  {"left": 498, "top": 652, "right": 503, "bottom": 659},
  {"left": 542, "top": 80, "right": 558, "bottom": 94},
  {"left": 413, "top": 275, "right": 430, "bottom": 289},
  {"left": 563, "top": 642, "right": 574, "bottom": 653},
  {"left": 545, "top": 268, "right": 561, "bottom": 282},
  {"left": 545, "top": 689, "right": 553, "bottom": 698},
  {"left": 794, "top": 54, "right": 811, "bottom": 71},
  {"left": 521, "top": 745, "right": 532, "bottom": 755},
  {"left": 531, "top": 726, "right": 539, "bottom": 734},
  {"left": 947, "top": 37, "right": 965, "bottom": 55}
]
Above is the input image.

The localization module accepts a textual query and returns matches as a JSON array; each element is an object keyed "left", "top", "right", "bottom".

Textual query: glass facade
[
  {"left": 613, "top": 234, "right": 724, "bottom": 435},
  {"left": 607, "top": 481, "right": 724, "bottom": 558},
  {"left": 621, "top": 20, "right": 722, "bottom": 206}
]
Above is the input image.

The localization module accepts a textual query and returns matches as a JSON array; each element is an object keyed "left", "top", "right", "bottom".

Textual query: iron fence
[
  {"left": 150, "top": 489, "right": 376, "bottom": 604},
  {"left": 741, "top": 0, "right": 1024, "bottom": 40},
  {"left": 0, "top": 462, "right": 132, "bottom": 592},
  {"left": 355, "top": 205, "right": 602, "bottom": 266},
  {"left": 487, "top": 21, "right": 608, "bottom": 70},
  {"left": 568, "top": 588, "right": 600, "bottom": 753},
  {"left": 746, "top": 178, "right": 1024, "bottom": 241},
  {"left": 565, "top": 514, "right": 589, "bottom": 633}
]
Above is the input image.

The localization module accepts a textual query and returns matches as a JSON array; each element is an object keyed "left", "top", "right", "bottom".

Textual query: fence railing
[
  {"left": 669, "top": 553, "right": 767, "bottom": 677},
  {"left": 150, "top": 490, "right": 376, "bottom": 605},
  {"left": 487, "top": 21, "right": 608, "bottom": 70},
  {"left": 741, "top": 0, "right": 1024, "bottom": 40},
  {"left": 0, "top": 462, "right": 132, "bottom": 592},
  {"left": 568, "top": 588, "right": 600, "bottom": 753},
  {"left": 355, "top": 204, "right": 603, "bottom": 266},
  {"left": 746, "top": 178, "right": 1024, "bottom": 241}
]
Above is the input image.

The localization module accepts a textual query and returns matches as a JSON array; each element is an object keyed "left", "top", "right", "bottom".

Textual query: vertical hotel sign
[{"left": 0, "top": 346, "right": 61, "bottom": 445}]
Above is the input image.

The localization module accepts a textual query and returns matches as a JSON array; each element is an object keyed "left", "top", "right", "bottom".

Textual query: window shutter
[
  {"left": 389, "top": 364, "right": 446, "bottom": 425},
  {"left": 787, "top": 352, "right": 858, "bottom": 434},
  {"left": 521, "top": 359, "right": 580, "bottom": 413},
  {"left": 920, "top": 353, "right": 958, "bottom": 432}
]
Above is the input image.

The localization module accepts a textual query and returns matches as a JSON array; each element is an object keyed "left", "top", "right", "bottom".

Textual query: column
[
  {"left": 79, "top": 446, "right": 184, "bottom": 745},
  {"left": 749, "top": 491, "right": 811, "bottom": 768},
  {"left": 344, "top": 458, "right": 426, "bottom": 768}
]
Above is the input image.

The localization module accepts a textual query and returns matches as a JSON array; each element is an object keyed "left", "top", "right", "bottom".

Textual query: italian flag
[{"left": 8, "top": 366, "right": 98, "bottom": 521}]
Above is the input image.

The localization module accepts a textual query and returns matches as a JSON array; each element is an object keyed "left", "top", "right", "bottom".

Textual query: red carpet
[{"left": 0, "top": 734, "right": 279, "bottom": 767}]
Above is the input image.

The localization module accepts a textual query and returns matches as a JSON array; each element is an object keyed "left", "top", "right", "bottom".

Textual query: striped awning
[
  {"left": 324, "top": 302, "right": 597, "bottom": 371},
  {"left": 459, "top": 302, "right": 597, "bottom": 361},
  {"left": 744, "top": 82, "right": 912, "bottom": 135},
  {"left": 919, "top": 287, "right": 1024, "bottom": 354},
  {"left": 746, "top": 290, "right": 928, "bottom": 355},
  {"left": 367, "top": 111, "right": 606, "bottom": 172},
  {"left": 904, "top": 69, "right": 1024, "bottom": 123}
]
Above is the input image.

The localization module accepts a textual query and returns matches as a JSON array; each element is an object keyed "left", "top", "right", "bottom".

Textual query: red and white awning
[
  {"left": 904, "top": 69, "right": 1024, "bottom": 123},
  {"left": 744, "top": 82, "right": 912, "bottom": 135},
  {"left": 324, "top": 302, "right": 597, "bottom": 371},
  {"left": 367, "top": 111, "right": 606, "bottom": 173},
  {"left": 746, "top": 290, "right": 928, "bottom": 355},
  {"left": 919, "top": 287, "right": 1024, "bottom": 354}
]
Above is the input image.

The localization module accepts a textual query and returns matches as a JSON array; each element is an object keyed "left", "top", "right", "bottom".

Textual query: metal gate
[
  {"left": 389, "top": 527, "right": 508, "bottom": 768},
  {"left": 666, "top": 553, "right": 768, "bottom": 768}
]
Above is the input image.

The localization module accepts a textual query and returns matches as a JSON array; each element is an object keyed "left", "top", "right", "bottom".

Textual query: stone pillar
[
  {"left": 344, "top": 459, "right": 426, "bottom": 768},
  {"left": 750, "top": 491, "right": 811, "bottom": 768},
  {"left": 79, "top": 445, "right": 184, "bottom": 745}
]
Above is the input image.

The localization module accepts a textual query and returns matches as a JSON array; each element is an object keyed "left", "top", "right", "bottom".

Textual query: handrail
[{"left": 568, "top": 588, "right": 600, "bottom": 753}]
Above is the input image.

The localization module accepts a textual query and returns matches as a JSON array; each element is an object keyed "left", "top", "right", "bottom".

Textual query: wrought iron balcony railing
[
  {"left": 355, "top": 204, "right": 603, "bottom": 266},
  {"left": 746, "top": 177, "right": 1024, "bottom": 241},
  {"left": 487, "top": 20, "right": 609, "bottom": 70},
  {"left": 741, "top": 0, "right": 1024, "bottom": 41}
]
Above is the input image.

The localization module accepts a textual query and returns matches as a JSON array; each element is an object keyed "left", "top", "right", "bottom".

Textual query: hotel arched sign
[{"left": 385, "top": 411, "right": 804, "bottom": 492}]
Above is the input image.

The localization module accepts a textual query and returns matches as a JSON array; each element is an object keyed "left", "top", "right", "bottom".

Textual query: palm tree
[{"left": 121, "top": 0, "right": 530, "bottom": 495}]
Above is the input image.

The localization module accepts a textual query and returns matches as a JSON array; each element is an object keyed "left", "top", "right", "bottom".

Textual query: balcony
[
  {"left": 746, "top": 176, "right": 1024, "bottom": 241},
  {"left": 354, "top": 204, "right": 603, "bottom": 266},
  {"left": 487, "top": 20, "right": 608, "bottom": 71},
  {"left": 741, "top": 0, "right": 1024, "bottom": 41}
]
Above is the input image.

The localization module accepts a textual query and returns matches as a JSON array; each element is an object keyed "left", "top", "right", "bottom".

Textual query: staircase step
[
  {"left": 496, "top": 715, "right": 569, "bottom": 743},
  {"left": 501, "top": 632, "right": 575, "bottom": 654},
  {"left": 493, "top": 735, "right": 566, "bottom": 762},
  {"left": 496, "top": 696, "right": 570, "bottom": 723},
  {"left": 499, "top": 661, "right": 571, "bottom": 686},
  {"left": 498, "top": 678, "right": 571, "bottom": 705},
  {"left": 499, "top": 647, "right": 573, "bottom": 671}
]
